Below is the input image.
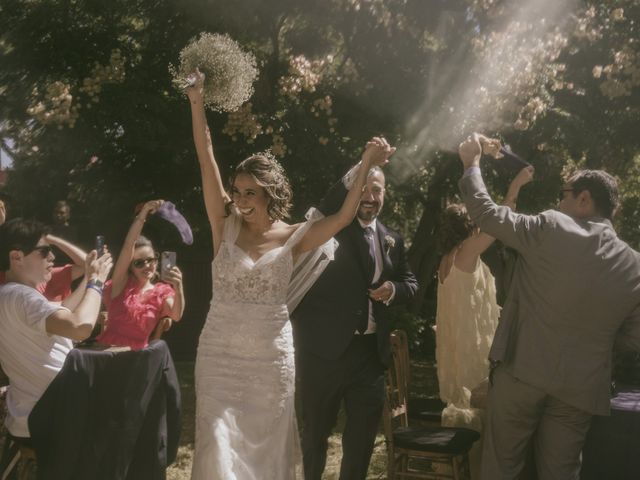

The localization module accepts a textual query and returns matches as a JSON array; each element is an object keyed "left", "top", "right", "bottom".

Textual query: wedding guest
[
  {"left": 186, "top": 69, "right": 393, "bottom": 479},
  {"left": 435, "top": 165, "right": 533, "bottom": 479},
  {"left": 0, "top": 233, "right": 87, "bottom": 303},
  {"left": 0, "top": 218, "right": 112, "bottom": 440},
  {"left": 292, "top": 160, "right": 418, "bottom": 480},
  {"left": 458, "top": 133, "right": 640, "bottom": 479},
  {"left": 51, "top": 200, "right": 78, "bottom": 241},
  {"left": 50, "top": 200, "right": 80, "bottom": 266},
  {"left": 96, "top": 200, "right": 184, "bottom": 350}
]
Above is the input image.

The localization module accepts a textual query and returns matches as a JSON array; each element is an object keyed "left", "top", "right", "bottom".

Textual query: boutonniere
[{"left": 384, "top": 235, "right": 395, "bottom": 255}]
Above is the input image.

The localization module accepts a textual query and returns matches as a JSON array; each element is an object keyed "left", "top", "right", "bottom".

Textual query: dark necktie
[
  {"left": 358, "top": 226, "right": 376, "bottom": 334},
  {"left": 363, "top": 226, "right": 376, "bottom": 282}
]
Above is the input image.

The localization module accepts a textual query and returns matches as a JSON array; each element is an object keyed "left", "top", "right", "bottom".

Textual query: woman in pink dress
[{"left": 97, "top": 200, "right": 185, "bottom": 350}]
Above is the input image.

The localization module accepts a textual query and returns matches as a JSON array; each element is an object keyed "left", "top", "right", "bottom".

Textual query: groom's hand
[
  {"left": 458, "top": 133, "right": 483, "bottom": 170},
  {"left": 369, "top": 281, "right": 394, "bottom": 304}
]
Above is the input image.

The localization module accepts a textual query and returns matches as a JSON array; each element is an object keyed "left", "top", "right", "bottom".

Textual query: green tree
[{"left": 1, "top": 0, "right": 638, "bottom": 353}]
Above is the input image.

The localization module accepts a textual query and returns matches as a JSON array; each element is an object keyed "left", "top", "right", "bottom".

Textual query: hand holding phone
[
  {"left": 160, "top": 251, "right": 177, "bottom": 281},
  {"left": 95, "top": 235, "right": 105, "bottom": 258}
]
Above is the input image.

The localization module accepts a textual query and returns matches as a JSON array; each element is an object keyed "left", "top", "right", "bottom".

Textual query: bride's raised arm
[
  {"left": 186, "top": 69, "right": 231, "bottom": 256},
  {"left": 292, "top": 137, "right": 394, "bottom": 257}
]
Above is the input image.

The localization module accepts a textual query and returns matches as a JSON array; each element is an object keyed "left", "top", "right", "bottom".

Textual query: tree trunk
[{"left": 408, "top": 155, "right": 459, "bottom": 315}]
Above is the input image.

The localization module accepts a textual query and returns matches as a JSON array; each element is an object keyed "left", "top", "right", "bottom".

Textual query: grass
[{"left": 167, "top": 358, "right": 438, "bottom": 480}]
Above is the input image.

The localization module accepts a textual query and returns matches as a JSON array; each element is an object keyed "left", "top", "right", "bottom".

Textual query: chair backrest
[
  {"left": 383, "top": 330, "right": 411, "bottom": 441},
  {"left": 390, "top": 330, "right": 411, "bottom": 398}
]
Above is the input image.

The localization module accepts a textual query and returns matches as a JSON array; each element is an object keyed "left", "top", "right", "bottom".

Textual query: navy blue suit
[{"left": 292, "top": 179, "right": 417, "bottom": 480}]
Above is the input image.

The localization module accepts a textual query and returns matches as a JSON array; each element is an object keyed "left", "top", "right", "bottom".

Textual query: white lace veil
[{"left": 286, "top": 207, "right": 338, "bottom": 312}]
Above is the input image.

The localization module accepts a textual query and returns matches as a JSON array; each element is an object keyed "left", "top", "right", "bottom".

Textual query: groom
[{"left": 292, "top": 143, "right": 418, "bottom": 480}]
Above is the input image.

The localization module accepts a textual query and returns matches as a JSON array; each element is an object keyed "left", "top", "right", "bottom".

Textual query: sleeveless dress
[
  {"left": 436, "top": 256, "right": 500, "bottom": 479},
  {"left": 191, "top": 208, "right": 335, "bottom": 480},
  {"left": 97, "top": 277, "right": 174, "bottom": 350}
]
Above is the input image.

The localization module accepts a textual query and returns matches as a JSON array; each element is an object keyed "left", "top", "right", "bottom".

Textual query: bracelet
[{"left": 86, "top": 284, "right": 103, "bottom": 296}]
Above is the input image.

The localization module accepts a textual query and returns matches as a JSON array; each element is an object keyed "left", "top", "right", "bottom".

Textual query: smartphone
[
  {"left": 95, "top": 235, "right": 105, "bottom": 258},
  {"left": 160, "top": 251, "right": 177, "bottom": 281}
]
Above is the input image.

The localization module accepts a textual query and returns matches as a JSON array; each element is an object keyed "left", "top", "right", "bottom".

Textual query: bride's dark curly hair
[
  {"left": 437, "top": 204, "right": 475, "bottom": 254},
  {"left": 227, "top": 153, "right": 293, "bottom": 221}
]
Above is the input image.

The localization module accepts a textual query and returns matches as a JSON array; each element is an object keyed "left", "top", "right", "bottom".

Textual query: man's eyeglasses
[
  {"left": 27, "top": 245, "right": 54, "bottom": 258},
  {"left": 558, "top": 188, "right": 574, "bottom": 201},
  {"left": 132, "top": 256, "right": 159, "bottom": 269}
]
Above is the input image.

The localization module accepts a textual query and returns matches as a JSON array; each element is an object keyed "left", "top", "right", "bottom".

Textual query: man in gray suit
[{"left": 457, "top": 133, "right": 640, "bottom": 480}]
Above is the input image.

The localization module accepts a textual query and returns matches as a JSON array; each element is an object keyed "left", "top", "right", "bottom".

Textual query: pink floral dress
[{"left": 97, "top": 277, "right": 175, "bottom": 350}]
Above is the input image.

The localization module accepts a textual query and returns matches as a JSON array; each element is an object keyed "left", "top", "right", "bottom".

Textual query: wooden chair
[
  {"left": 383, "top": 330, "right": 480, "bottom": 480},
  {"left": 150, "top": 316, "right": 173, "bottom": 342},
  {"left": 391, "top": 330, "right": 446, "bottom": 427},
  {"left": 0, "top": 365, "right": 37, "bottom": 480}
]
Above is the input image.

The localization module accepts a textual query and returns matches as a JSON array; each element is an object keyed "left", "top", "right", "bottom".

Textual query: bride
[{"left": 186, "top": 70, "right": 393, "bottom": 479}]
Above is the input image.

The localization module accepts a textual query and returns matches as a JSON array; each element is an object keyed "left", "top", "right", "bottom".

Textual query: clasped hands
[{"left": 362, "top": 136, "right": 396, "bottom": 168}]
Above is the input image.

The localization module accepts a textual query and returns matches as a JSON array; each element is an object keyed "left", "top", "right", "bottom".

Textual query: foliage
[{"left": 0, "top": 0, "right": 639, "bottom": 351}]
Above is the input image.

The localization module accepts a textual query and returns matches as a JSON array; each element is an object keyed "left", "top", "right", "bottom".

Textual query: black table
[
  {"left": 581, "top": 385, "right": 640, "bottom": 480},
  {"left": 28, "top": 340, "right": 181, "bottom": 480}
]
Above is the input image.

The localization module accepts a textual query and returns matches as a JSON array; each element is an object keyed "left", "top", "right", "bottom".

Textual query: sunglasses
[
  {"left": 27, "top": 245, "right": 54, "bottom": 258},
  {"left": 132, "top": 255, "right": 159, "bottom": 269}
]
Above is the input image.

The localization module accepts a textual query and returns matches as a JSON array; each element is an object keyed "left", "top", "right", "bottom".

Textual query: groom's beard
[{"left": 357, "top": 202, "right": 381, "bottom": 222}]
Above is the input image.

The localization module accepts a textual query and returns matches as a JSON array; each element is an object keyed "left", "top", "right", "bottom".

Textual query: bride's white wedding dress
[{"left": 191, "top": 208, "right": 334, "bottom": 480}]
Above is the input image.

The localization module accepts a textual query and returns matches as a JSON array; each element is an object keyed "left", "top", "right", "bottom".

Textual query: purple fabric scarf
[{"left": 156, "top": 201, "right": 194, "bottom": 245}]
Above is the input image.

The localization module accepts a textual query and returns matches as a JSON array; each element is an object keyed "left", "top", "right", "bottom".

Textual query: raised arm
[
  {"left": 60, "top": 248, "right": 108, "bottom": 311},
  {"left": 110, "top": 200, "right": 162, "bottom": 298},
  {"left": 186, "top": 70, "right": 230, "bottom": 256},
  {"left": 455, "top": 164, "right": 535, "bottom": 269},
  {"left": 45, "top": 234, "right": 87, "bottom": 280},
  {"left": 458, "top": 133, "right": 547, "bottom": 253},
  {"left": 46, "top": 251, "right": 113, "bottom": 341},
  {"left": 292, "top": 137, "right": 395, "bottom": 256}
]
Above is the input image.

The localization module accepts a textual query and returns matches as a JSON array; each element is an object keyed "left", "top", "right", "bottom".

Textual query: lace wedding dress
[
  {"left": 436, "top": 256, "right": 501, "bottom": 479},
  {"left": 191, "top": 208, "right": 335, "bottom": 480}
]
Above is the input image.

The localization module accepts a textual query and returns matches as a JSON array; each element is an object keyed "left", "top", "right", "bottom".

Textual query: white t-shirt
[{"left": 0, "top": 282, "right": 72, "bottom": 437}]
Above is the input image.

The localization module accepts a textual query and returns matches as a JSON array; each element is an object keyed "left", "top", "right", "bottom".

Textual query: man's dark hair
[
  {"left": 0, "top": 218, "right": 49, "bottom": 270},
  {"left": 569, "top": 170, "right": 619, "bottom": 220}
]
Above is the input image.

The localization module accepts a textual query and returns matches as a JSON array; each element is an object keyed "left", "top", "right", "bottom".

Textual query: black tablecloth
[
  {"left": 28, "top": 340, "right": 181, "bottom": 480},
  {"left": 581, "top": 386, "right": 640, "bottom": 480}
]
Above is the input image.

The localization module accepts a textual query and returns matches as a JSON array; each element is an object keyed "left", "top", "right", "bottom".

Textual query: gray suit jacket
[{"left": 459, "top": 173, "right": 640, "bottom": 415}]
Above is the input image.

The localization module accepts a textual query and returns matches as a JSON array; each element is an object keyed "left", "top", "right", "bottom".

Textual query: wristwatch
[{"left": 87, "top": 278, "right": 104, "bottom": 289}]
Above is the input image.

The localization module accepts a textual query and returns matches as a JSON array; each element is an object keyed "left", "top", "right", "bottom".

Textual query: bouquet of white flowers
[{"left": 171, "top": 33, "right": 258, "bottom": 112}]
